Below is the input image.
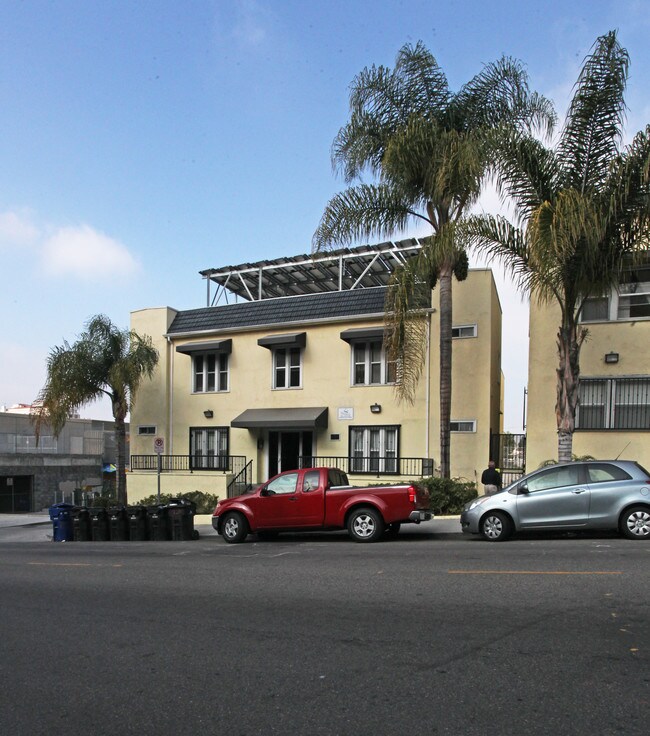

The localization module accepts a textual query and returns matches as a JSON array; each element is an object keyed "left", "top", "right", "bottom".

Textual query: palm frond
[
  {"left": 312, "top": 183, "right": 430, "bottom": 250},
  {"left": 453, "top": 56, "right": 556, "bottom": 136},
  {"left": 557, "top": 31, "right": 629, "bottom": 193}
]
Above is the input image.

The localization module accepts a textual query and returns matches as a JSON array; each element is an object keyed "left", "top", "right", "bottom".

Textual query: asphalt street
[{"left": 0, "top": 520, "right": 648, "bottom": 736}]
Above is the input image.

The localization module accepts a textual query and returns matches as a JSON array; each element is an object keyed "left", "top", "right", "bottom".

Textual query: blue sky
[{"left": 1, "top": 0, "right": 649, "bottom": 430}]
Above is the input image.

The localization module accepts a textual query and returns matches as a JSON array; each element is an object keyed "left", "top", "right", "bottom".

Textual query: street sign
[{"left": 153, "top": 437, "right": 165, "bottom": 455}]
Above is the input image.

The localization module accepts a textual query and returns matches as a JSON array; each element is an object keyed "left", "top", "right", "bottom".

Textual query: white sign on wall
[{"left": 337, "top": 407, "right": 354, "bottom": 420}]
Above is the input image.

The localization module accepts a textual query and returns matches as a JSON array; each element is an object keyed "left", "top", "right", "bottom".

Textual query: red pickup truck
[{"left": 211, "top": 467, "right": 432, "bottom": 543}]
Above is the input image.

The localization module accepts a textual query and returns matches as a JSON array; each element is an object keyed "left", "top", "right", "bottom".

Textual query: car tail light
[{"left": 408, "top": 486, "right": 417, "bottom": 503}]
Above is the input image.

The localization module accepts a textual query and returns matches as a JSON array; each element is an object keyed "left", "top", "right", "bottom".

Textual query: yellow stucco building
[
  {"left": 526, "top": 259, "right": 650, "bottom": 471},
  {"left": 128, "top": 241, "right": 503, "bottom": 502}
]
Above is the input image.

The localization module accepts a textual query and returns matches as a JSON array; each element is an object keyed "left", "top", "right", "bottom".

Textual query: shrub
[
  {"left": 420, "top": 477, "right": 478, "bottom": 515},
  {"left": 134, "top": 490, "right": 220, "bottom": 514}
]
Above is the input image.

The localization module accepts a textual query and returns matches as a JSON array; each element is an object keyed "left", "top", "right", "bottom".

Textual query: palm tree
[
  {"left": 313, "top": 41, "right": 553, "bottom": 477},
  {"left": 33, "top": 315, "right": 159, "bottom": 505},
  {"left": 466, "top": 31, "right": 650, "bottom": 463}
]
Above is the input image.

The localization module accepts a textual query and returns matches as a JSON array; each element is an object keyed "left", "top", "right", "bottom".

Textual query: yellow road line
[{"left": 448, "top": 570, "right": 622, "bottom": 575}]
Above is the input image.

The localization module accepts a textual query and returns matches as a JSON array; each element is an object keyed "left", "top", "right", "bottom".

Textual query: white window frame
[
  {"left": 450, "top": 420, "right": 477, "bottom": 433},
  {"left": 349, "top": 426, "right": 399, "bottom": 474},
  {"left": 577, "top": 377, "right": 650, "bottom": 430},
  {"left": 273, "top": 347, "right": 302, "bottom": 389},
  {"left": 351, "top": 340, "right": 396, "bottom": 386},
  {"left": 193, "top": 353, "right": 229, "bottom": 393},
  {"left": 190, "top": 427, "right": 229, "bottom": 470},
  {"left": 451, "top": 324, "right": 477, "bottom": 339}
]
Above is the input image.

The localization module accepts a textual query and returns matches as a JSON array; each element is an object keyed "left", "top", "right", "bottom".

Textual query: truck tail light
[{"left": 408, "top": 486, "right": 417, "bottom": 503}]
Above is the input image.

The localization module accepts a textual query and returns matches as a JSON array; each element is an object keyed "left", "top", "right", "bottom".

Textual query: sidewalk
[{"left": 0, "top": 512, "right": 50, "bottom": 528}]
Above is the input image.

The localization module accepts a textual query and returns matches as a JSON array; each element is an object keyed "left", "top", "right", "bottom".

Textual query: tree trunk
[
  {"left": 439, "top": 262, "right": 453, "bottom": 478},
  {"left": 555, "top": 319, "right": 584, "bottom": 464},
  {"left": 114, "top": 416, "right": 128, "bottom": 506}
]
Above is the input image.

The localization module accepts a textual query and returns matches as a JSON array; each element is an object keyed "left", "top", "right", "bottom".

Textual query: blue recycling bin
[{"left": 49, "top": 502, "right": 75, "bottom": 542}]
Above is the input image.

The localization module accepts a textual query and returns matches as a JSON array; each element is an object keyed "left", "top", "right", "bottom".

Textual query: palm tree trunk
[
  {"left": 114, "top": 416, "right": 128, "bottom": 506},
  {"left": 439, "top": 262, "right": 453, "bottom": 478},
  {"left": 555, "top": 321, "right": 584, "bottom": 464}
]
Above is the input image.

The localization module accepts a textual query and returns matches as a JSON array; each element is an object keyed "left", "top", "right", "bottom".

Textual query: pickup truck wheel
[
  {"left": 221, "top": 512, "right": 248, "bottom": 544},
  {"left": 347, "top": 507, "right": 385, "bottom": 543}
]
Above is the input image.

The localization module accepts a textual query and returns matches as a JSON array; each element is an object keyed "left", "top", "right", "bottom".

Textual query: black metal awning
[
  {"left": 231, "top": 407, "right": 328, "bottom": 429},
  {"left": 176, "top": 339, "right": 232, "bottom": 355},
  {"left": 339, "top": 327, "right": 384, "bottom": 343},
  {"left": 257, "top": 332, "right": 307, "bottom": 350}
]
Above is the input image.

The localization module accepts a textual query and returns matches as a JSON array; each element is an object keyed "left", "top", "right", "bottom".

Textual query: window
[
  {"left": 450, "top": 420, "right": 476, "bottom": 432},
  {"left": 349, "top": 426, "right": 399, "bottom": 474},
  {"left": 587, "top": 463, "right": 632, "bottom": 483},
  {"left": 302, "top": 470, "right": 321, "bottom": 492},
  {"left": 352, "top": 341, "right": 396, "bottom": 386},
  {"left": 138, "top": 426, "right": 156, "bottom": 436},
  {"left": 577, "top": 378, "right": 650, "bottom": 430},
  {"left": 190, "top": 427, "right": 229, "bottom": 470},
  {"left": 266, "top": 472, "right": 298, "bottom": 494},
  {"left": 526, "top": 465, "right": 581, "bottom": 492},
  {"left": 193, "top": 353, "right": 228, "bottom": 393},
  {"left": 452, "top": 324, "right": 477, "bottom": 338},
  {"left": 578, "top": 261, "right": 650, "bottom": 323},
  {"left": 273, "top": 347, "right": 301, "bottom": 389},
  {"left": 579, "top": 297, "right": 609, "bottom": 322}
]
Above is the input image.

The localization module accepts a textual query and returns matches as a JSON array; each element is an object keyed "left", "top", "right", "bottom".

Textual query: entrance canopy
[{"left": 231, "top": 407, "right": 328, "bottom": 429}]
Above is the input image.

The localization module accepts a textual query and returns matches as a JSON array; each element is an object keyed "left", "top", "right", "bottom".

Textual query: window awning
[
  {"left": 176, "top": 339, "right": 232, "bottom": 355},
  {"left": 257, "top": 332, "right": 306, "bottom": 350},
  {"left": 339, "top": 327, "right": 384, "bottom": 343},
  {"left": 231, "top": 407, "right": 328, "bottom": 429}
]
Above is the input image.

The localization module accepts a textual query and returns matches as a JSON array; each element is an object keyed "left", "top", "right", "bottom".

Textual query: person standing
[{"left": 481, "top": 461, "right": 502, "bottom": 495}]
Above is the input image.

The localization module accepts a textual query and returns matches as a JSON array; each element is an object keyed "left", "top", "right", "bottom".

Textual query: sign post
[{"left": 154, "top": 437, "right": 164, "bottom": 503}]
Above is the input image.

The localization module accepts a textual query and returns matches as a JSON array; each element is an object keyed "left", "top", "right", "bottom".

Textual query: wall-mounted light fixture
[
  {"left": 370, "top": 403, "right": 382, "bottom": 414},
  {"left": 604, "top": 352, "right": 619, "bottom": 364},
  {"left": 203, "top": 409, "right": 214, "bottom": 419},
  {"left": 257, "top": 437, "right": 264, "bottom": 450}
]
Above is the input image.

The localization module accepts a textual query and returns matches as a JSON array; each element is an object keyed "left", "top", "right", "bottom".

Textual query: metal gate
[{"left": 490, "top": 433, "right": 526, "bottom": 486}]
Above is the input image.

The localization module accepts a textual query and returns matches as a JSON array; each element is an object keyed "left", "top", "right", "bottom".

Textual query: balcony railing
[
  {"left": 298, "top": 456, "right": 434, "bottom": 478},
  {"left": 131, "top": 455, "right": 248, "bottom": 475}
]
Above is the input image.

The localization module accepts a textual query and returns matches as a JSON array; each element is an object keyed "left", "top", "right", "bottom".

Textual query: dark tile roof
[{"left": 168, "top": 287, "right": 389, "bottom": 335}]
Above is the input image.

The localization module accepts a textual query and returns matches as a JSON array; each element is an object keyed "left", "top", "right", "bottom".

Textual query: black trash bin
[
  {"left": 49, "top": 502, "right": 75, "bottom": 542},
  {"left": 127, "top": 505, "right": 148, "bottom": 541},
  {"left": 108, "top": 506, "right": 129, "bottom": 541},
  {"left": 72, "top": 507, "right": 92, "bottom": 541},
  {"left": 167, "top": 499, "right": 199, "bottom": 541},
  {"left": 89, "top": 506, "right": 110, "bottom": 541},
  {"left": 147, "top": 505, "right": 171, "bottom": 541}
]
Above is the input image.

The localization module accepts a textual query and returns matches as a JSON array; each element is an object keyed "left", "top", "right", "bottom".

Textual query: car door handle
[
  {"left": 289, "top": 496, "right": 297, "bottom": 501},
  {"left": 571, "top": 489, "right": 587, "bottom": 494}
]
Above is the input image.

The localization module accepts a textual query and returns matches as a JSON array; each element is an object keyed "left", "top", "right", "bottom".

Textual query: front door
[
  {"left": 516, "top": 464, "right": 590, "bottom": 528},
  {"left": 268, "top": 431, "right": 313, "bottom": 477}
]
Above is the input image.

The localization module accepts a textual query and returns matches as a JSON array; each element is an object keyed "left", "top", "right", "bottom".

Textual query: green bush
[
  {"left": 420, "top": 477, "right": 478, "bottom": 515},
  {"left": 134, "top": 490, "right": 220, "bottom": 514}
]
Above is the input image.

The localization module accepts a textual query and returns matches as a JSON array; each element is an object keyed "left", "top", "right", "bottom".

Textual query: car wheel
[
  {"left": 480, "top": 511, "right": 512, "bottom": 542},
  {"left": 347, "top": 507, "right": 385, "bottom": 543},
  {"left": 619, "top": 506, "right": 650, "bottom": 540},
  {"left": 221, "top": 512, "right": 248, "bottom": 544}
]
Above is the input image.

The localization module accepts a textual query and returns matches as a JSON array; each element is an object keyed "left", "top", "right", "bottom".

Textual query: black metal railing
[
  {"left": 298, "top": 456, "right": 434, "bottom": 478},
  {"left": 227, "top": 459, "right": 254, "bottom": 498},
  {"left": 131, "top": 455, "right": 248, "bottom": 475}
]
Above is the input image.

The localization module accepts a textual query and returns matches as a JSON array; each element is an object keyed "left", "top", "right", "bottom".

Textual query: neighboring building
[
  {"left": 128, "top": 240, "right": 503, "bottom": 501},
  {"left": 0, "top": 406, "right": 122, "bottom": 512},
  {"left": 526, "top": 259, "right": 650, "bottom": 471}
]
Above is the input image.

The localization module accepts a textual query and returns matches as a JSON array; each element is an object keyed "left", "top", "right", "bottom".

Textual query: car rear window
[{"left": 587, "top": 463, "right": 632, "bottom": 483}]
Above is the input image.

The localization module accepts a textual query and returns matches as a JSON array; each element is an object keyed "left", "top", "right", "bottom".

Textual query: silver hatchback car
[{"left": 461, "top": 460, "right": 650, "bottom": 541}]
